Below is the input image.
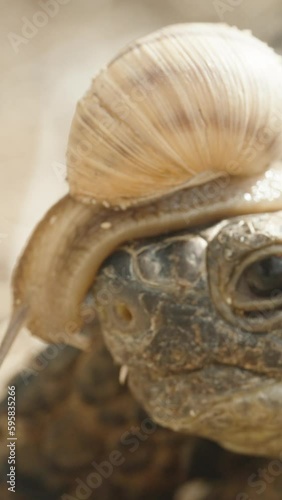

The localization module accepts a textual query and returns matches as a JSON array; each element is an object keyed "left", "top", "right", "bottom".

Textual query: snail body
[{"left": 2, "top": 23, "right": 282, "bottom": 358}]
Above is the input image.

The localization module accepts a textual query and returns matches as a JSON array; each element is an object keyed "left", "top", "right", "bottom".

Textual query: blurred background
[{"left": 1, "top": 0, "right": 282, "bottom": 393}]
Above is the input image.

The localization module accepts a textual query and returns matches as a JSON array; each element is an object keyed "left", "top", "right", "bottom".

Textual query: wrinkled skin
[
  {"left": 1, "top": 211, "right": 282, "bottom": 500},
  {"left": 93, "top": 211, "right": 282, "bottom": 457}
]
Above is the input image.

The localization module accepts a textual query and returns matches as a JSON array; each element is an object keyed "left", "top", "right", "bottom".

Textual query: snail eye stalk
[{"left": 0, "top": 305, "right": 28, "bottom": 369}]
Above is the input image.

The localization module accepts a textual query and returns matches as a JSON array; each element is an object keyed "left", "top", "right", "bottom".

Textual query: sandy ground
[{"left": 1, "top": 0, "right": 282, "bottom": 396}]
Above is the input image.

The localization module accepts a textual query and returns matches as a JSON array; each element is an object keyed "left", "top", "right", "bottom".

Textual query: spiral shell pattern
[{"left": 66, "top": 23, "right": 282, "bottom": 205}]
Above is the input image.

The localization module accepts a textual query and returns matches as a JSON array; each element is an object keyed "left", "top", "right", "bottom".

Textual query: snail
[
  {"left": 1, "top": 22, "right": 282, "bottom": 368},
  {"left": 1, "top": 22, "right": 282, "bottom": 464}
]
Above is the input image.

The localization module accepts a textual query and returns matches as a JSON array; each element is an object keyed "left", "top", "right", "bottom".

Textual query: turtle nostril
[{"left": 114, "top": 302, "right": 134, "bottom": 323}]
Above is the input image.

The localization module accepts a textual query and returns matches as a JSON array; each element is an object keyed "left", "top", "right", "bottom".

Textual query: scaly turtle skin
[
  {"left": 0, "top": 337, "right": 195, "bottom": 500},
  {"left": 1, "top": 211, "right": 282, "bottom": 499},
  {"left": 94, "top": 211, "right": 282, "bottom": 457},
  {"left": 0, "top": 340, "right": 282, "bottom": 500}
]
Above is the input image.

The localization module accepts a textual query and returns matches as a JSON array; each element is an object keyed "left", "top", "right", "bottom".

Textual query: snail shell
[
  {"left": 68, "top": 23, "right": 282, "bottom": 204},
  {"left": 2, "top": 23, "right": 282, "bottom": 362}
]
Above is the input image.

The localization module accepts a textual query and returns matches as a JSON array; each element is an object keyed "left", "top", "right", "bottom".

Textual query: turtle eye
[{"left": 244, "top": 255, "right": 282, "bottom": 298}]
